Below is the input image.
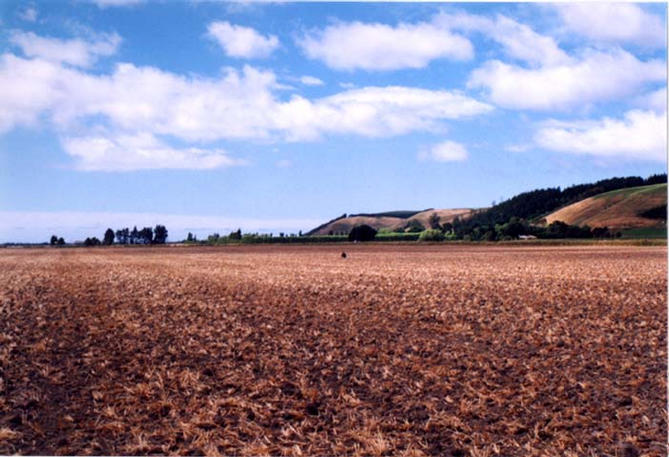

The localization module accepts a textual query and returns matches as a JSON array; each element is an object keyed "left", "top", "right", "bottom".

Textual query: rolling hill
[
  {"left": 544, "top": 183, "right": 667, "bottom": 229},
  {"left": 308, "top": 208, "right": 474, "bottom": 235}
]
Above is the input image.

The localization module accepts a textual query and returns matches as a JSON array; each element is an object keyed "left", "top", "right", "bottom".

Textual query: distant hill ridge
[
  {"left": 452, "top": 174, "right": 666, "bottom": 233},
  {"left": 309, "top": 174, "right": 667, "bottom": 235},
  {"left": 348, "top": 210, "right": 431, "bottom": 219},
  {"left": 308, "top": 208, "right": 473, "bottom": 235}
]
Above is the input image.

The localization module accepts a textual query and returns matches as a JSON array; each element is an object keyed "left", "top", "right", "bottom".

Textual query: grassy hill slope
[
  {"left": 544, "top": 184, "right": 667, "bottom": 229},
  {"left": 309, "top": 208, "right": 473, "bottom": 235}
]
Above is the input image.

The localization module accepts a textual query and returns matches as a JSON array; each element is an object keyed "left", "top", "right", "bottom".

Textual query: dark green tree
[
  {"left": 428, "top": 212, "right": 441, "bottom": 230},
  {"left": 139, "top": 227, "right": 153, "bottom": 244},
  {"left": 50, "top": 235, "right": 58, "bottom": 245},
  {"left": 497, "top": 217, "right": 528, "bottom": 239},
  {"left": 153, "top": 225, "right": 168, "bottom": 244},
  {"left": 229, "top": 229, "right": 242, "bottom": 240},
  {"left": 115, "top": 228, "right": 129, "bottom": 244},
  {"left": 130, "top": 226, "right": 139, "bottom": 244},
  {"left": 57, "top": 237, "right": 65, "bottom": 245},
  {"left": 348, "top": 224, "right": 377, "bottom": 242},
  {"left": 592, "top": 226, "right": 612, "bottom": 238},
  {"left": 84, "top": 237, "right": 101, "bottom": 246},
  {"left": 103, "top": 228, "right": 115, "bottom": 245},
  {"left": 405, "top": 219, "right": 425, "bottom": 233}
]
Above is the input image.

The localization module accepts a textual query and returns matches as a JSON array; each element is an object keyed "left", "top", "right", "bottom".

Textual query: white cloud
[
  {"left": 468, "top": 48, "right": 666, "bottom": 111},
  {"left": 275, "top": 159, "right": 292, "bottom": 168},
  {"left": 505, "top": 144, "right": 532, "bottom": 153},
  {"left": 277, "top": 86, "right": 493, "bottom": 141},
  {"left": 0, "top": 54, "right": 66, "bottom": 132},
  {"left": 634, "top": 87, "right": 667, "bottom": 113},
  {"left": 9, "top": 31, "right": 121, "bottom": 67},
  {"left": 298, "top": 20, "right": 473, "bottom": 71},
  {"left": 534, "top": 110, "right": 667, "bottom": 162},
  {"left": 420, "top": 140, "right": 468, "bottom": 162},
  {"left": 207, "top": 21, "right": 279, "bottom": 58},
  {"left": 0, "top": 51, "right": 492, "bottom": 143},
  {"left": 0, "top": 31, "right": 493, "bottom": 171},
  {"left": 19, "top": 7, "right": 37, "bottom": 22},
  {"left": 555, "top": 4, "right": 666, "bottom": 48},
  {"left": 435, "top": 12, "right": 571, "bottom": 66},
  {"left": 62, "top": 132, "right": 246, "bottom": 171},
  {"left": 299, "top": 75, "right": 324, "bottom": 86}
]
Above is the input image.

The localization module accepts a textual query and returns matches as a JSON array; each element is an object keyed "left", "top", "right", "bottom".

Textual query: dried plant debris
[{"left": 0, "top": 245, "right": 665, "bottom": 456}]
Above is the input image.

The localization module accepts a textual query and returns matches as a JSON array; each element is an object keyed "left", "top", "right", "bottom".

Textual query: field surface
[{"left": 0, "top": 245, "right": 666, "bottom": 456}]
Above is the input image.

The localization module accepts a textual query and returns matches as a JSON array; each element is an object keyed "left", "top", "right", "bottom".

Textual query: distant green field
[
  {"left": 619, "top": 226, "right": 667, "bottom": 239},
  {"left": 375, "top": 232, "right": 421, "bottom": 241}
]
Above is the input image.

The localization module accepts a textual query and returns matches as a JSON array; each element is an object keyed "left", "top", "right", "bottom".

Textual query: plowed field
[{"left": 0, "top": 245, "right": 666, "bottom": 456}]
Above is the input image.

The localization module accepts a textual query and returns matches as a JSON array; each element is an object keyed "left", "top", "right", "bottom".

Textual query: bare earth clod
[{"left": 0, "top": 245, "right": 666, "bottom": 456}]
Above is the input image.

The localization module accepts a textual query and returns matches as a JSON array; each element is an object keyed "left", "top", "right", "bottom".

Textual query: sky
[{"left": 0, "top": 1, "right": 667, "bottom": 242}]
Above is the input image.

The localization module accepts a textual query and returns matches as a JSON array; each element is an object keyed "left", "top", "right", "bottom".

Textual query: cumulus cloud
[
  {"left": 534, "top": 110, "right": 667, "bottom": 162},
  {"left": 299, "top": 75, "right": 324, "bottom": 86},
  {"left": 19, "top": 6, "right": 37, "bottom": 22},
  {"left": 298, "top": 20, "right": 473, "bottom": 71},
  {"left": 555, "top": 3, "right": 666, "bottom": 48},
  {"left": 468, "top": 48, "right": 666, "bottom": 111},
  {"left": 420, "top": 140, "right": 468, "bottom": 162},
  {"left": 0, "top": 51, "right": 492, "bottom": 142},
  {"left": 207, "top": 21, "right": 279, "bottom": 58},
  {"left": 435, "top": 12, "right": 571, "bottom": 66},
  {"left": 504, "top": 144, "right": 532, "bottom": 153},
  {"left": 62, "top": 132, "right": 246, "bottom": 171},
  {"left": 634, "top": 87, "right": 667, "bottom": 113},
  {"left": 0, "top": 32, "right": 492, "bottom": 170},
  {"left": 9, "top": 31, "right": 121, "bottom": 67},
  {"left": 276, "top": 86, "right": 493, "bottom": 141}
]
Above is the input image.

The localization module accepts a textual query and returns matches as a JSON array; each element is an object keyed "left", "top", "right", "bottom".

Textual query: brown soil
[{"left": 0, "top": 245, "right": 666, "bottom": 456}]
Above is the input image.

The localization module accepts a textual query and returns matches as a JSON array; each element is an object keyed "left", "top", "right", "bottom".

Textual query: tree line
[{"left": 49, "top": 225, "right": 168, "bottom": 246}]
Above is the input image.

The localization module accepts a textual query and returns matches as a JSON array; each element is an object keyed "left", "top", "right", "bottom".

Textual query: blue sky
[{"left": 0, "top": 1, "right": 666, "bottom": 242}]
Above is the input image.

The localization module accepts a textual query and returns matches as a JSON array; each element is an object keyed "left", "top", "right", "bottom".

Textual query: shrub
[
  {"left": 404, "top": 220, "right": 425, "bottom": 233},
  {"left": 418, "top": 229, "right": 445, "bottom": 242},
  {"left": 84, "top": 237, "right": 101, "bottom": 246},
  {"left": 348, "top": 225, "right": 377, "bottom": 242}
]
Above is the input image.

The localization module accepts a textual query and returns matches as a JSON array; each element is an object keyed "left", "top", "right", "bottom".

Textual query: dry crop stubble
[{"left": 0, "top": 245, "right": 665, "bottom": 456}]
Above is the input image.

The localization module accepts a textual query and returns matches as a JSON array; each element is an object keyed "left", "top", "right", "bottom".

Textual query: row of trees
[
  {"left": 49, "top": 235, "right": 65, "bottom": 245},
  {"left": 113, "top": 225, "right": 168, "bottom": 244},
  {"left": 442, "top": 216, "right": 618, "bottom": 241},
  {"left": 49, "top": 225, "right": 168, "bottom": 246}
]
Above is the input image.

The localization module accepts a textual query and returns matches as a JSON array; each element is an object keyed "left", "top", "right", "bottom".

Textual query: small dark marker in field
[
  {"left": 621, "top": 443, "right": 639, "bottom": 457},
  {"left": 341, "top": 252, "right": 347, "bottom": 258},
  {"left": 306, "top": 402, "right": 320, "bottom": 416}
]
